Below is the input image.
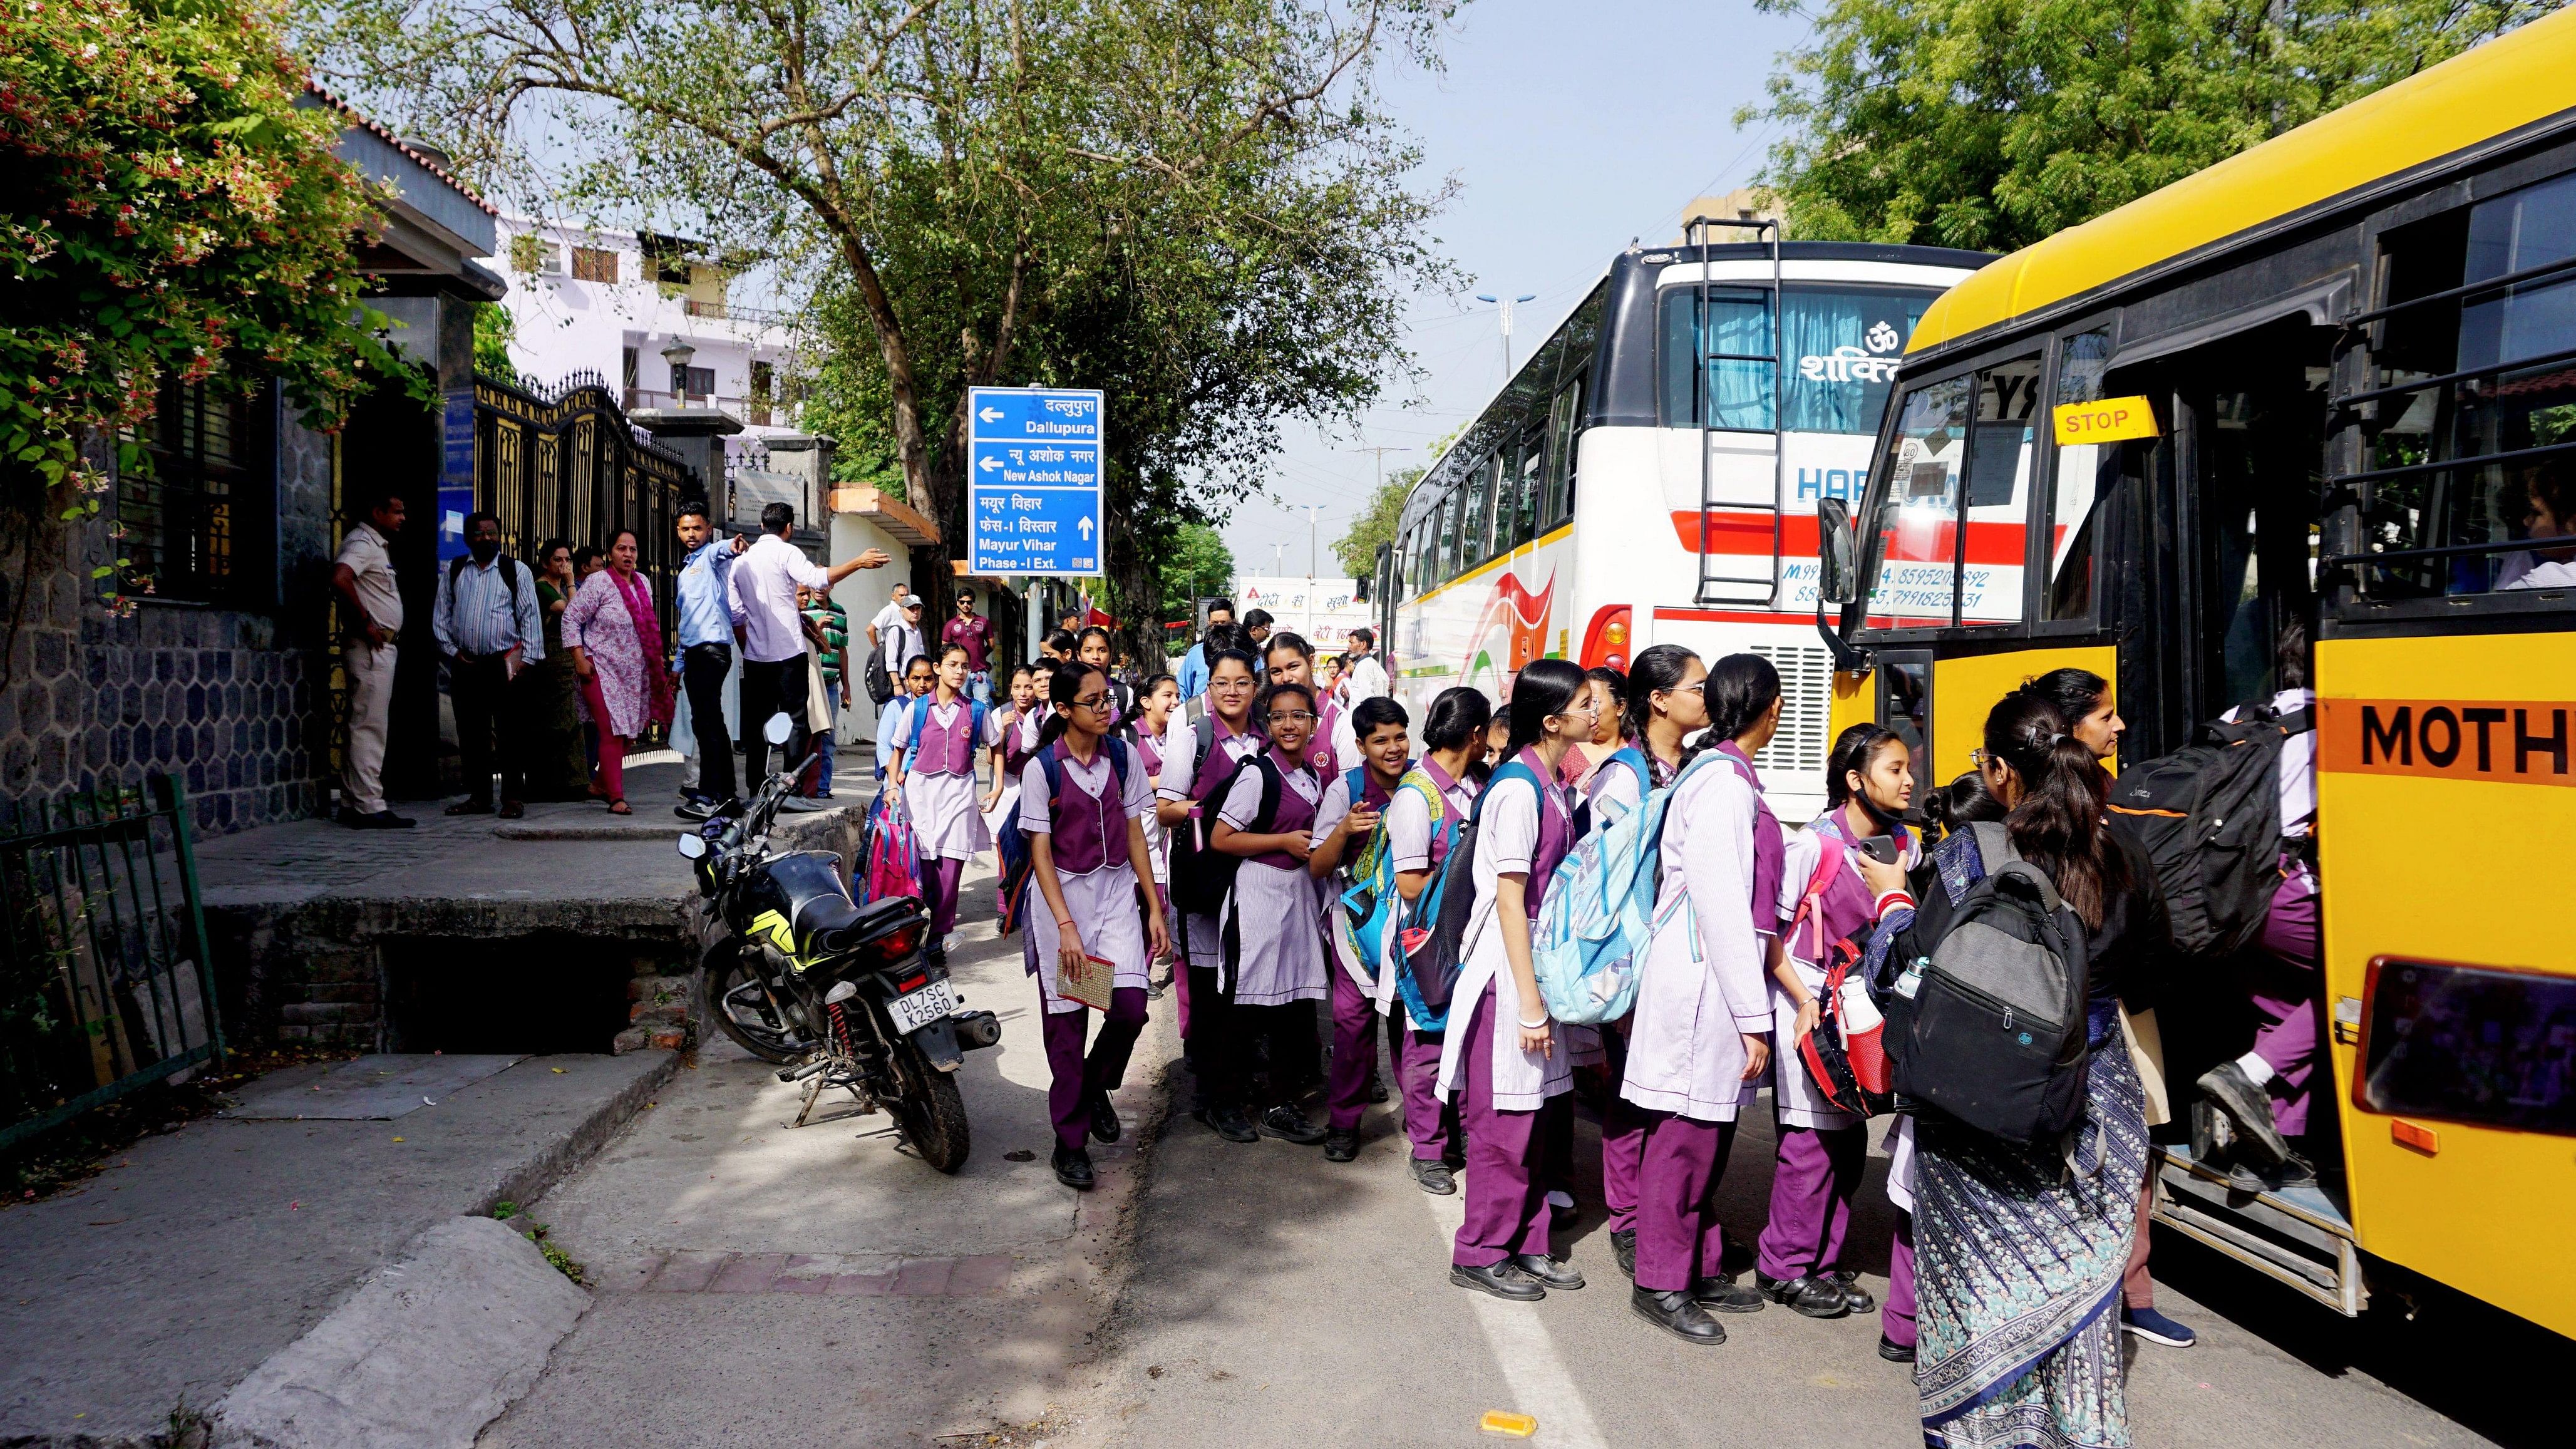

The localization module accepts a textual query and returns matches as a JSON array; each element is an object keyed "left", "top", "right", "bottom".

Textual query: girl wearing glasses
[
  {"left": 1021, "top": 662, "right": 1169, "bottom": 1192},
  {"left": 1437, "top": 657, "right": 1592, "bottom": 1303},
  {"left": 1619, "top": 652, "right": 1787, "bottom": 1343},
  {"left": 1208, "top": 679, "right": 1336, "bottom": 1147},
  {"left": 885, "top": 644, "right": 1008, "bottom": 961},
  {"left": 1157, "top": 649, "right": 1267, "bottom": 1141}
]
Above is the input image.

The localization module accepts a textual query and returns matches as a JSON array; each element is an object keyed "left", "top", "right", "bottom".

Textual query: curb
[{"left": 477, "top": 1048, "right": 685, "bottom": 1219}]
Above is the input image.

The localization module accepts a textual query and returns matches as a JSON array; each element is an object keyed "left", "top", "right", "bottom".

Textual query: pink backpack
[{"left": 858, "top": 788, "right": 922, "bottom": 904}]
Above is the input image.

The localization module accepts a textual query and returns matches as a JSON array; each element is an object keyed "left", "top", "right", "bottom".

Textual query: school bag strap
[{"left": 446, "top": 552, "right": 523, "bottom": 608}]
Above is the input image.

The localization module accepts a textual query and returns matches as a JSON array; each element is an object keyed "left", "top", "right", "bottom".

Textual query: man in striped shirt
[{"left": 432, "top": 512, "right": 544, "bottom": 817}]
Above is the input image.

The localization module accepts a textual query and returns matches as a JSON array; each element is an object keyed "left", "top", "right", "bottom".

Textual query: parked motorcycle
[{"left": 681, "top": 714, "right": 1001, "bottom": 1172}]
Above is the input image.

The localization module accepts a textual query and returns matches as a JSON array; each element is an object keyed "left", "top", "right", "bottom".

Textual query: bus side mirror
[{"left": 1815, "top": 497, "right": 1857, "bottom": 605}]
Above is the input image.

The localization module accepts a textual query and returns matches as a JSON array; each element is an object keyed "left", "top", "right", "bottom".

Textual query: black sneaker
[
  {"left": 1258, "top": 1105, "right": 1329, "bottom": 1145},
  {"left": 1197, "top": 1105, "right": 1259, "bottom": 1144},
  {"left": 1757, "top": 1271, "right": 1850, "bottom": 1319},
  {"left": 1878, "top": 1334, "right": 1916, "bottom": 1363},
  {"left": 1409, "top": 1156, "right": 1456, "bottom": 1195},
  {"left": 1633, "top": 1287, "right": 1726, "bottom": 1345},
  {"left": 1691, "top": 1276, "right": 1768, "bottom": 1314},
  {"left": 1610, "top": 1227, "right": 1637, "bottom": 1280},
  {"left": 1833, "top": 1268, "right": 1877, "bottom": 1313},
  {"left": 1051, "top": 1143, "right": 1095, "bottom": 1190},
  {"left": 1088, "top": 1090, "right": 1121, "bottom": 1145},
  {"left": 2195, "top": 1061, "right": 2293, "bottom": 1170},
  {"left": 1450, "top": 1261, "right": 1545, "bottom": 1302},
  {"left": 676, "top": 798, "right": 714, "bottom": 822},
  {"left": 1323, "top": 1129, "right": 1359, "bottom": 1163},
  {"left": 1368, "top": 1076, "right": 1390, "bottom": 1104}
]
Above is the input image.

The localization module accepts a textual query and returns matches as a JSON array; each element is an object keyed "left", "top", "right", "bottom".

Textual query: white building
[{"left": 480, "top": 217, "right": 811, "bottom": 472}]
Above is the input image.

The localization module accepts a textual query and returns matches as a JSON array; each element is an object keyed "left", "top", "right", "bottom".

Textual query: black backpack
[
  {"left": 446, "top": 554, "right": 523, "bottom": 609},
  {"left": 1169, "top": 719, "right": 1267, "bottom": 919},
  {"left": 2105, "top": 700, "right": 2311, "bottom": 958},
  {"left": 1885, "top": 823, "right": 2092, "bottom": 1145}
]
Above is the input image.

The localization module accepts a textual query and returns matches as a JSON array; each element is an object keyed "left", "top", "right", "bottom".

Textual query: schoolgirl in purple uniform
[
  {"left": 1208, "top": 680, "right": 1334, "bottom": 1147},
  {"left": 1619, "top": 653, "right": 1786, "bottom": 1343},
  {"left": 1306, "top": 694, "right": 1412, "bottom": 1163},
  {"left": 885, "top": 644, "right": 1008, "bottom": 958},
  {"left": 1155, "top": 648, "right": 1267, "bottom": 1140},
  {"left": 1021, "top": 661, "right": 1169, "bottom": 1192},
  {"left": 1261, "top": 633, "right": 1347, "bottom": 775},
  {"left": 1761, "top": 723, "right": 1920, "bottom": 1319},
  {"left": 1383, "top": 687, "right": 1490, "bottom": 1193},
  {"left": 1438, "top": 659, "right": 1595, "bottom": 1302},
  {"left": 1581, "top": 645, "right": 1708, "bottom": 1282}
]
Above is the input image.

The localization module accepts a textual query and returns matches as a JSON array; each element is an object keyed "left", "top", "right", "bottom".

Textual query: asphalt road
[{"left": 1074, "top": 1066, "right": 2558, "bottom": 1449}]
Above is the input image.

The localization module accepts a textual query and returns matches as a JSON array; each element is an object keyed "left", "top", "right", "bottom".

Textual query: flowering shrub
[{"left": 0, "top": 0, "right": 411, "bottom": 607}]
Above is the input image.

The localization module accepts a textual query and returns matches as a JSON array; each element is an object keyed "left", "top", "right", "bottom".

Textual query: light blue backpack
[{"left": 1529, "top": 750, "right": 1709, "bottom": 1024}]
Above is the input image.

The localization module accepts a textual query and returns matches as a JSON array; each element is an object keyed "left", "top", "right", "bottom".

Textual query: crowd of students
[{"left": 870, "top": 609, "right": 2326, "bottom": 1446}]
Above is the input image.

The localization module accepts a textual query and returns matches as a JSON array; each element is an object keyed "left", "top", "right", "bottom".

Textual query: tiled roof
[{"left": 304, "top": 82, "right": 500, "bottom": 217}]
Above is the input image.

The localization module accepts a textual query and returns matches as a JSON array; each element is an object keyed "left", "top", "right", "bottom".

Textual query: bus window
[
  {"left": 1438, "top": 485, "right": 1465, "bottom": 582},
  {"left": 1463, "top": 454, "right": 1497, "bottom": 565},
  {"left": 1784, "top": 286, "right": 1939, "bottom": 433},
  {"left": 1510, "top": 435, "right": 1543, "bottom": 546},
  {"left": 1867, "top": 376, "right": 1971, "bottom": 626},
  {"left": 1959, "top": 354, "right": 2041, "bottom": 624},
  {"left": 1543, "top": 372, "right": 1586, "bottom": 528},
  {"left": 1661, "top": 287, "right": 1776, "bottom": 431},
  {"left": 2045, "top": 328, "right": 2116, "bottom": 620}
]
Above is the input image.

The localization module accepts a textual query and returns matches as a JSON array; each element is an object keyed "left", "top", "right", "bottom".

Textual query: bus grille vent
[{"left": 1751, "top": 642, "right": 1832, "bottom": 777}]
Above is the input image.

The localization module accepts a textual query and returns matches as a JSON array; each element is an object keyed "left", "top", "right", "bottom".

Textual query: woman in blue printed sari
[{"left": 1854, "top": 684, "right": 2167, "bottom": 1448}]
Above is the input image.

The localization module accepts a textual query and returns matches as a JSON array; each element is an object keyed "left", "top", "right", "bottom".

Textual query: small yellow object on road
[
  {"left": 1480, "top": 1410, "right": 1537, "bottom": 1438},
  {"left": 391, "top": 1137, "right": 404, "bottom": 1143}
]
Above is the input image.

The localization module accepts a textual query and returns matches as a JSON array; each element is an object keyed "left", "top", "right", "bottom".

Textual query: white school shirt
[
  {"left": 1017, "top": 744, "right": 1157, "bottom": 1013},
  {"left": 1435, "top": 767, "right": 1575, "bottom": 1111},
  {"left": 2220, "top": 686, "right": 2320, "bottom": 901},
  {"left": 1384, "top": 766, "right": 1478, "bottom": 874},
  {"left": 1155, "top": 718, "right": 1261, "bottom": 804},
  {"left": 1617, "top": 758, "right": 1773, "bottom": 1122}
]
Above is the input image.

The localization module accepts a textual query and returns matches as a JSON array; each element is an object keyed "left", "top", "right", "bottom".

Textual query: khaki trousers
[{"left": 343, "top": 641, "right": 396, "bottom": 814}]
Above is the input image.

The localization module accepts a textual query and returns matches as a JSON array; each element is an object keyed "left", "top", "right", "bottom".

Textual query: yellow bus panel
[
  {"left": 2314, "top": 632, "right": 2576, "bottom": 1341},
  {"left": 1928, "top": 646, "right": 2118, "bottom": 783}
]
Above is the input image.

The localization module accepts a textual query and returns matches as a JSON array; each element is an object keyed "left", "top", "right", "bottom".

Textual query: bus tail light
[{"left": 1579, "top": 606, "right": 1631, "bottom": 671}]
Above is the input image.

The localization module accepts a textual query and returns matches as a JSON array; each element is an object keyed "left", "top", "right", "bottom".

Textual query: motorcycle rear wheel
[
  {"left": 892, "top": 1040, "right": 971, "bottom": 1172},
  {"left": 700, "top": 952, "right": 806, "bottom": 1064}
]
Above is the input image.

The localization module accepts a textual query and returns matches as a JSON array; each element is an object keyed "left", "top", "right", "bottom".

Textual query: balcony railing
[
  {"left": 680, "top": 299, "right": 795, "bottom": 327},
  {"left": 622, "top": 387, "right": 775, "bottom": 426}
]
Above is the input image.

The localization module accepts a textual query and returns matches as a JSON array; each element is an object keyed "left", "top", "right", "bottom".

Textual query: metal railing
[{"left": 0, "top": 775, "right": 224, "bottom": 1151}]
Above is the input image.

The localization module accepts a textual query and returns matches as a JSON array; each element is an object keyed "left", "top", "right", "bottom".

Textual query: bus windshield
[{"left": 1660, "top": 284, "right": 1937, "bottom": 435}]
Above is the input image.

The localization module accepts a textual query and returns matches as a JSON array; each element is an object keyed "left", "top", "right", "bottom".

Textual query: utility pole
[
  {"left": 1346, "top": 445, "right": 1408, "bottom": 495},
  {"left": 1297, "top": 505, "right": 1328, "bottom": 579},
  {"left": 1474, "top": 292, "right": 1539, "bottom": 379}
]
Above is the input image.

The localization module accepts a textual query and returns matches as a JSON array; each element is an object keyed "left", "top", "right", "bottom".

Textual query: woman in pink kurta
[{"left": 564, "top": 529, "right": 671, "bottom": 813}]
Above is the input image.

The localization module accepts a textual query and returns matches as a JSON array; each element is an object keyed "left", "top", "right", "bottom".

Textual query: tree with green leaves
[
  {"left": 1155, "top": 522, "right": 1235, "bottom": 630},
  {"left": 309, "top": 0, "right": 1455, "bottom": 664},
  {"left": 1332, "top": 464, "right": 1419, "bottom": 579},
  {"left": 1743, "top": 0, "right": 2562, "bottom": 254}
]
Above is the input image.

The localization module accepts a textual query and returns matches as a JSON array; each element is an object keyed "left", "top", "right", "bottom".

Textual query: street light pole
[
  {"left": 1473, "top": 292, "right": 1538, "bottom": 379},
  {"left": 1297, "top": 505, "right": 1327, "bottom": 579}
]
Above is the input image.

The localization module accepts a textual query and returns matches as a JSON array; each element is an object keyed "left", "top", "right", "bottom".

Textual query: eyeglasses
[
  {"left": 1072, "top": 694, "right": 1116, "bottom": 712},
  {"left": 1269, "top": 711, "right": 1317, "bottom": 724},
  {"left": 1969, "top": 748, "right": 1997, "bottom": 768}
]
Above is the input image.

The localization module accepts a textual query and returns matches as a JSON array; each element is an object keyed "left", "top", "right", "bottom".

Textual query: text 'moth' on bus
[
  {"left": 1375, "top": 238, "right": 1987, "bottom": 822},
  {"left": 1814, "top": 9, "right": 2576, "bottom": 1341}
]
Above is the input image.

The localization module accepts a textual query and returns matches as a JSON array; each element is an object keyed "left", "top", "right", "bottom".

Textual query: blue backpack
[
  {"left": 1392, "top": 759, "right": 1537, "bottom": 1033},
  {"left": 902, "top": 698, "right": 989, "bottom": 774},
  {"left": 994, "top": 736, "right": 1128, "bottom": 936},
  {"left": 1331, "top": 766, "right": 1418, "bottom": 986},
  {"left": 1530, "top": 750, "right": 1718, "bottom": 1026}
]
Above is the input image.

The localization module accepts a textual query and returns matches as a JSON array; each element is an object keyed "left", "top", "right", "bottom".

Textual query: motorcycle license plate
[{"left": 889, "top": 979, "right": 959, "bottom": 1036}]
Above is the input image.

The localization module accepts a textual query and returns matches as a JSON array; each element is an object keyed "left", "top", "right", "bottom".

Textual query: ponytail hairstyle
[
  {"left": 1825, "top": 722, "right": 1904, "bottom": 811},
  {"left": 2274, "top": 614, "right": 2311, "bottom": 692},
  {"left": 1036, "top": 662, "right": 1106, "bottom": 753},
  {"left": 1620, "top": 644, "right": 1700, "bottom": 745},
  {"left": 1265, "top": 631, "right": 1314, "bottom": 666},
  {"left": 1420, "top": 686, "right": 1492, "bottom": 773},
  {"left": 1682, "top": 652, "right": 1782, "bottom": 771},
  {"left": 1921, "top": 769, "right": 2007, "bottom": 837},
  {"left": 1076, "top": 624, "right": 1113, "bottom": 655},
  {"left": 1984, "top": 684, "right": 2127, "bottom": 928},
  {"left": 1502, "top": 657, "right": 1588, "bottom": 761},
  {"left": 1584, "top": 665, "right": 1630, "bottom": 742}
]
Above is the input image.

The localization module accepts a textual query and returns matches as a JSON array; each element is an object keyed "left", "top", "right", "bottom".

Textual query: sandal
[{"left": 607, "top": 799, "right": 631, "bottom": 815}]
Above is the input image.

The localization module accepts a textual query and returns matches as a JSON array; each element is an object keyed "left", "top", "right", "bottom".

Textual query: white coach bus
[{"left": 1374, "top": 232, "right": 1990, "bottom": 820}]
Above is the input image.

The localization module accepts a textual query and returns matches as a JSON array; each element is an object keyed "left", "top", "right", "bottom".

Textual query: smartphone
[{"left": 1857, "top": 835, "right": 1902, "bottom": 865}]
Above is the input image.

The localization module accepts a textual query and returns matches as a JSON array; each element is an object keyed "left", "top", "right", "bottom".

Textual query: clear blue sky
[{"left": 1218, "top": 0, "right": 1813, "bottom": 580}]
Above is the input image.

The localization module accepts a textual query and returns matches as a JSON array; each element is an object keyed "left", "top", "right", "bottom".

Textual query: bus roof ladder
[{"left": 1686, "top": 214, "right": 1785, "bottom": 608}]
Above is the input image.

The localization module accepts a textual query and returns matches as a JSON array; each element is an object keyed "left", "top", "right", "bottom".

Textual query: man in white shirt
[
  {"left": 330, "top": 494, "right": 412, "bottom": 829},
  {"left": 727, "top": 502, "right": 888, "bottom": 797},
  {"left": 866, "top": 581, "right": 914, "bottom": 655},
  {"left": 1341, "top": 626, "right": 1390, "bottom": 702}
]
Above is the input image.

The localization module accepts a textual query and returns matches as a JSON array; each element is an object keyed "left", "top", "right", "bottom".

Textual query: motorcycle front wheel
[
  {"left": 892, "top": 1039, "right": 971, "bottom": 1173},
  {"left": 699, "top": 951, "right": 807, "bottom": 1064}
]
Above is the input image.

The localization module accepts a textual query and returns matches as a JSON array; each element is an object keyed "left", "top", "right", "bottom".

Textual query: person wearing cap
[{"left": 875, "top": 590, "right": 931, "bottom": 760}]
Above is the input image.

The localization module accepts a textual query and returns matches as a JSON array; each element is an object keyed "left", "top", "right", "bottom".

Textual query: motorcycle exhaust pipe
[
  {"left": 951, "top": 1009, "right": 1002, "bottom": 1051},
  {"left": 777, "top": 1058, "right": 830, "bottom": 1083}
]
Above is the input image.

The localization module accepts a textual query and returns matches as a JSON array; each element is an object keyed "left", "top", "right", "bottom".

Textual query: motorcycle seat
[{"left": 795, "top": 892, "right": 922, "bottom": 956}]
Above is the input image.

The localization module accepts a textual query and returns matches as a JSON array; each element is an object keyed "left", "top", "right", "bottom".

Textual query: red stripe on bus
[
  {"left": 1670, "top": 511, "right": 2027, "bottom": 565},
  {"left": 1652, "top": 606, "right": 1813, "bottom": 624}
]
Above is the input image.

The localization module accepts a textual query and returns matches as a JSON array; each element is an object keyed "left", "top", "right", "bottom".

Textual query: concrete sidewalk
[{"left": 0, "top": 1048, "right": 681, "bottom": 1447}]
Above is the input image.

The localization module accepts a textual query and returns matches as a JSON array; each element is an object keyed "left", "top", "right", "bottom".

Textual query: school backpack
[
  {"left": 858, "top": 788, "right": 922, "bottom": 906},
  {"left": 1568, "top": 743, "right": 1650, "bottom": 840},
  {"left": 1331, "top": 767, "right": 1419, "bottom": 986},
  {"left": 2105, "top": 699, "right": 2311, "bottom": 957},
  {"left": 1527, "top": 750, "right": 1700, "bottom": 1026},
  {"left": 1393, "top": 759, "right": 1537, "bottom": 1033},
  {"left": 901, "top": 698, "right": 989, "bottom": 775},
  {"left": 1883, "top": 822, "right": 2092, "bottom": 1145},
  {"left": 1168, "top": 718, "right": 1261, "bottom": 918},
  {"left": 994, "top": 738, "right": 1132, "bottom": 934},
  {"left": 1798, "top": 931, "right": 1891, "bottom": 1116}
]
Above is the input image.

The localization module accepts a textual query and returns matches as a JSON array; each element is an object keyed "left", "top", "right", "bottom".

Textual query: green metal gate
[{"left": 0, "top": 775, "right": 224, "bottom": 1152}]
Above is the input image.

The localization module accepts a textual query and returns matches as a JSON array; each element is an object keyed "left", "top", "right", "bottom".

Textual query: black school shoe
[
  {"left": 1052, "top": 1144, "right": 1096, "bottom": 1190},
  {"left": 2195, "top": 1061, "right": 2295, "bottom": 1170},
  {"left": 1634, "top": 1287, "right": 1727, "bottom": 1346},
  {"left": 1451, "top": 1261, "right": 1545, "bottom": 1302},
  {"left": 1088, "top": 1090, "right": 1121, "bottom": 1145},
  {"left": 1610, "top": 1227, "right": 1637, "bottom": 1279},
  {"left": 1196, "top": 1105, "right": 1259, "bottom": 1143},
  {"left": 1833, "top": 1269, "right": 1877, "bottom": 1313},
  {"left": 1258, "top": 1105, "right": 1329, "bottom": 1145},
  {"left": 1878, "top": 1334, "right": 1916, "bottom": 1363},
  {"left": 1691, "top": 1276, "right": 1768, "bottom": 1314},
  {"left": 1409, "top": 1156, "right": 1456, "bottom": 1195},
  {"left": 1757, "top": 1271, "right": 1851, "bottom": 1318},
  {"left": 1512, "top": 1254, "right": 1585, "bottom": 1290},
  {"left": 1323, "top": 1129, "right": 1359, "bottom": 1162}
]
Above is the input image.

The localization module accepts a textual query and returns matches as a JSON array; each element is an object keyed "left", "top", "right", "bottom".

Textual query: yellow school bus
[{"left": 1812, "top": 12, "right": 2576, "bottom": 1338}]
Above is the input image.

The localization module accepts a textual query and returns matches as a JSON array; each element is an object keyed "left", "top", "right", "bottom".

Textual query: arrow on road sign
[
  {"left": 1078, "top": 516, "right": 1095, "bottom": 541},
  {"left": 979, "top": 406, "right": 1004, "bottom": 423},
  {"left": 979, "top": 455, "right": 1002, "bottom": 472}
]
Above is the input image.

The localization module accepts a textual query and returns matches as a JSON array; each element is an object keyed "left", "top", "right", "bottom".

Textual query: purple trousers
[
  {"left": 1599, "top": 1021, "right": 1647, "bottom": 1234},
  {"left": 1327, "top": 969, "right": 1381, "bottom": 1132},
  {"left": 1042, "top": 984, "right": 1148, "bottom": 1152},
  {"left": 1882, "top": 1211, "right": 1917, "bottom": 1349},
  {"left": 1756, "top": 1122, "right": 1865, "bottom": 1281},
  {"left": 920, "top": 856, "right": 964, "bottom": 936},
  {"left": 1398, "top": 1021, "right": 1449, "bottom": 1160},
  {"left": 1451, "top": 986, "right": 1552, "bottom": 1269},
  {"left": 2250, "top": 868, "right": 2324, "bottom": 1135},
  {"left": 1631, "top": 1107, "right": 1738, "bottom": 1292}
]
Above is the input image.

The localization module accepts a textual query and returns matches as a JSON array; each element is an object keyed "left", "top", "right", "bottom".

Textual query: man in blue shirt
[
  {"left": 673, "top": 501, "right": 748, "bottom": 820},
  {"left": 1173, "top": 596, "right": 1234, "bottom": 701},
  {"left": 431, "top": 512, "right": 544, "bottom": 818}
]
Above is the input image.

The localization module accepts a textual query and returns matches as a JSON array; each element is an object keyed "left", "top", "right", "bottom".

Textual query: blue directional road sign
[{"left": 967, "top": 386, "right": 1105, "bottom": 578}]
